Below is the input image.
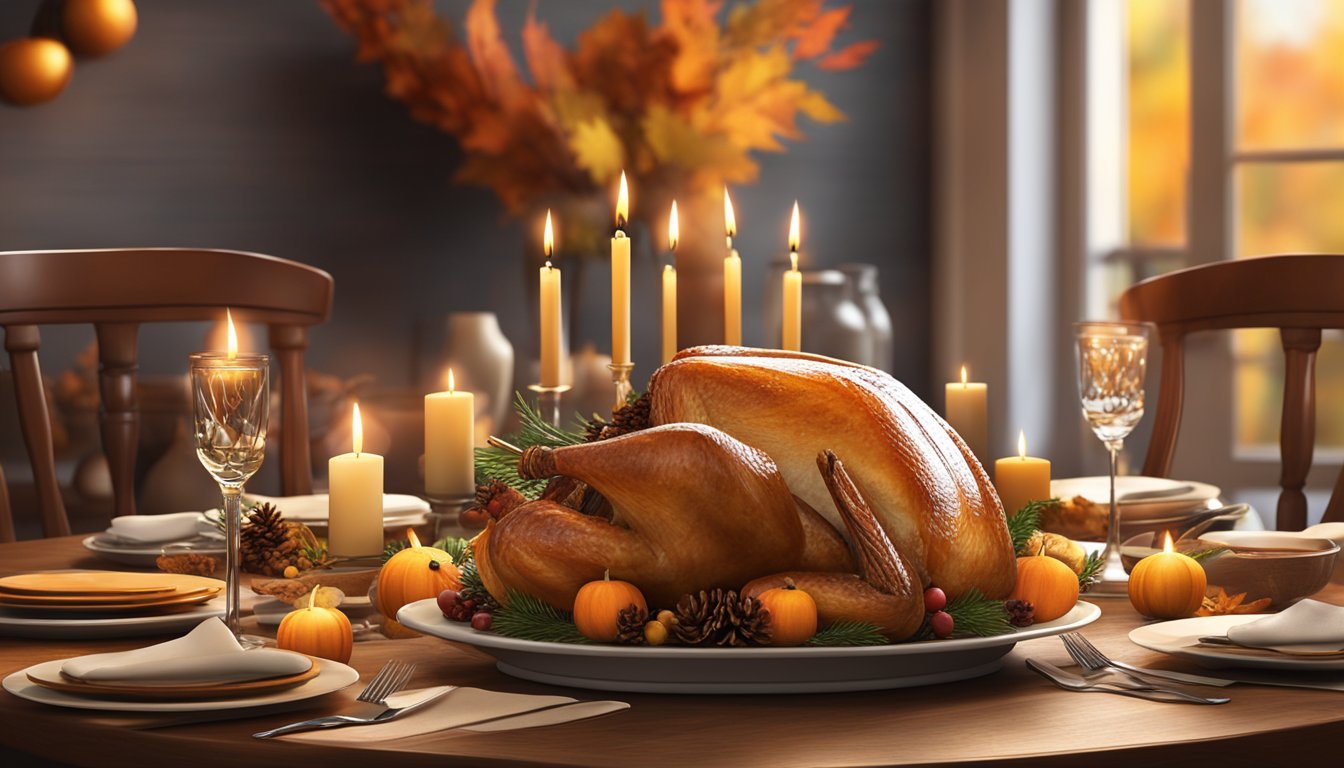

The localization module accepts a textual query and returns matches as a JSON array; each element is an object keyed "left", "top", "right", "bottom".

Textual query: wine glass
[
  {"left": 1074, "top": 322, "right": 1149, "bottom": 594},
  {"left": 189, "top": 352, "right": 269, "bottom": 644}
]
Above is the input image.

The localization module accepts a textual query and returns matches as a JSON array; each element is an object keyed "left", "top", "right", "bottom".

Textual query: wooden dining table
[{"left": 2, "top": 534, "right": 1342, "bottom": 767}]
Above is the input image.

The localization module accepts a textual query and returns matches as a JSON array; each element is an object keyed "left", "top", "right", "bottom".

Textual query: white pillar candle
[
  {"left": 424, "top": 370, "right": 475, "bottom": 499},
  {"left": 611, "top": 171, "right": 631, "bottom": 365},
  {"left": 944, "top": 365, "right": 989, "bottom": 463},
  {"left": 663, "top": 200, "right": 679, "bottom": 365},
  {"left": 994, "top": 430, "right": 1052, "bottom": 518},
  {"left": 329, "top": 402, "right": 384, "bottom": 557}
]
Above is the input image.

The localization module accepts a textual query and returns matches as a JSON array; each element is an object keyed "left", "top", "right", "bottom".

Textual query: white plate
[
  {"left": 398, "top": 599, "right": 1102, "bottom": 694},
  {"left": 1129, "top": 614, "right": 1344, "bottom": 671},
  {"left": 1051, "top": 476, "right": 1221, "bottom": 520},
  {"left": 83, "top": 535, "right": 226, "bottom": 568},
  {"left": 0, "top": 598, "right": 226, "bottom": 640},
  {"left": 2, "top": 656, "right": 358, "bottom": 712}
]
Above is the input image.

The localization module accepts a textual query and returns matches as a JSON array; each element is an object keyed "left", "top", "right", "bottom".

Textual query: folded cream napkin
[
  {"left": 281, "top": 686, "right": 626, "bottom": 744},
  {"left": 61, "top": 618, "right": 311, "bottom": 684},
  {"left": 108, "top": 512, "right": 206, "bottom": 543},
  {"left": 236, "top": 494, "right": 430, "bottom": 523},
  {"left": 1224, "top": 599, "right": 1344, "bottom": 653}
]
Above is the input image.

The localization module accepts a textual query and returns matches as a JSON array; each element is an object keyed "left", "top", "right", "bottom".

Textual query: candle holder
[
  {"left": 528, "top": 383, "right": 572, "bottom": 428},
  {"left": 424, "top": 494, "right": 478, "bottom": 541},
  {"left": 607, "top": 362, "right": 635, "bottom": 413},
  {"left": 188, "top": 352, "right": 269, "bottom": 648}
]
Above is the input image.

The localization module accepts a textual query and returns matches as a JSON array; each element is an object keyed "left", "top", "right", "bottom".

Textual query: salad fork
[
  {"left": 1061, "top": 632, "right": 1233, "bottom": 687},
  {"left": 253, "top": 660, "right": 417, "bottom": 738}
]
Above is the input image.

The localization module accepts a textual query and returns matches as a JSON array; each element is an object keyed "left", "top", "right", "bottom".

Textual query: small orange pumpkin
[
  {"left": 1128, "top": 538, "right": 1206, "bottom": 620},
  {"left": 376, "top": 530, "right": 462, "bottom": 632},
  {"left": 572, "top": 570, "right": 647, "bottom": 643},
  {"left": 1009, "top": 553, "right": 1079, "bottom": 623},
  {"left": 276, "top": 585, "right": 353, "bottom": 663},
  {"left": 757, "top": 578, "right": 818, "bottom": 646}
]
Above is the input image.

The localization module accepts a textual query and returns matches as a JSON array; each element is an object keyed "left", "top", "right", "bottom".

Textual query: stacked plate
[
  {"left": 1046, "top": 476, "right": 1243, "bottom": 540},
  {"left": 82, "top": 511, "right": 224, "bottom": 568},
  {"left": 208, "top": 493, "right": 432, "bottom": 533},
  {"left": 0, "top": 571, "right": 226, "bottom": 640}
]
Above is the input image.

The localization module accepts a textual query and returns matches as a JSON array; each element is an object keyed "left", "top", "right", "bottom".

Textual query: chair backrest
[
  {"left": 1118, "top": 253, "right": 1344, "bottom": 530},
  {"left": 0, "top": 248, "right": 333, "bottom": 541}
]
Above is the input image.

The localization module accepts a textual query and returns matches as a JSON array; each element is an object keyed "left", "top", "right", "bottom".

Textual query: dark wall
[{"left": 0, "top": 0, "right": 932, "bottom": 394}]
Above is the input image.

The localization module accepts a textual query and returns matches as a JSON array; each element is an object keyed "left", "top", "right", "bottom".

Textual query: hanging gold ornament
[
  {"left": 62, "top": 0, "right": 137, "bottom": 58},
  {"left": 0, "top": 37, "right": 72, "bottom": 106}
]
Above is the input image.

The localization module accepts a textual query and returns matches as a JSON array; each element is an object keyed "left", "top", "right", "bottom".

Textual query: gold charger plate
[
  {"left": 0, "top": 588, "right": 222, "bottom": 613},
  {"left": 26, "top": 657, "right": 320, "bottom": 701},
  {"left": 0, "top": 585, "right": 218, "bottom": 606},
  {"left": 0, "top": 572, "right": 222, "bottom": 597}
]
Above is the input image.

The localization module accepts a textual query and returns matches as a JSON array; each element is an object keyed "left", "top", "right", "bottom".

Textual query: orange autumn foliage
[{"left": 319, "top": 0, "right": 876, "bottom": 213}]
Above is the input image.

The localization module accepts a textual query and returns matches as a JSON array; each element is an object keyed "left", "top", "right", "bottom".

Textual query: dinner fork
[
  {"left": 1060, "top": 632, "right": 1233, "bottom": 687},
  {"left": 1027, "top": 659, "right": 1229, "bottom": 704},
  {"left": 253, "top": 660, "right": 416, "bottom": 738}
]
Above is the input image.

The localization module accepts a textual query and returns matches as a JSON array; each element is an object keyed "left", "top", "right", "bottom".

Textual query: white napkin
[
  {"left": 61, "top": 618, "right": 311, "bottom": 683},
  {"left": 280, "top": 687, "right": 625, "bottom": 744},
  {"left": 462, "top": 700, "right": 630, "bottom": 732},
  {"left": 1225, "top": 599, "right": 1344, "bottom": 653},
  {"left": 108, "top": 512, "right": 206, "bottom": 543},
  {"left": 235, "top": 494, "right": 430, "bottom": 523}
]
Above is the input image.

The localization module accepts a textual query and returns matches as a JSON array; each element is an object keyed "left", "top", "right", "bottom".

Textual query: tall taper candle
[
  {"left": 781, "top": 201, "right": 802, "bottom": 351},
  {"left": 539, "top": 210, "right": 562, "bottom": 388},
  {"left": 611, "top": 171, "right": 631, "bottom": 365},
  {"left": 663, "top": 200, "right": 679, "bottom": 364},
  {"left": 724, "top": 187, "right": 742, "bottom": 346}
]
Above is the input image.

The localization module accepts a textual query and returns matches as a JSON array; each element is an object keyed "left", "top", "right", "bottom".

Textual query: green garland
[
  {"left": 946, "top": 588, "right": 1013, "bottom": 637},
  {"left": 806, "top": 620, "right": 886, "bottom": 646},
  {"left": 492, "top": 591, "right": 589, "bottom": 644},
  {"left": 474, "top": 392, "right": 589, "bottom": 496},
  {"left": 1007, "top": 499, "right": 1052, "bottom": 553}
]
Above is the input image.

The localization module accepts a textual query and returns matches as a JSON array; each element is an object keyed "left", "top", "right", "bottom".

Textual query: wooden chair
[
  {"left": 1118, "top": 254, "right": 1344, "bottom": 530},
  {"left": 0, "top": 248, "right": 333, "bottom": 541}
]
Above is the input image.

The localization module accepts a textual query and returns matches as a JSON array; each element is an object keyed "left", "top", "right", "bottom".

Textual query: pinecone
[
  {"left": 585, "top": 392, "right": 653, "bottom": 442},
  {"left": 672, "top": 589, "right": 772, "bottom": 647},
  {"left": 471, "top": 480, "right": 529, "bottom": 521},
  {"left": 239, "top": 503, "right": 322, "bottom": 576},
  {"left": 614, "top": 603, "right": 649, "bottom": 645},
  {"left": 1005, "top": 599, "right": 1035, "bottom": 627}
]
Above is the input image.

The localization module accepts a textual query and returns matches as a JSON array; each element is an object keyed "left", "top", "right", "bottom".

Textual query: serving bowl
[{"left": 1120, "top": 530, "right": 1339, "bottom": 608}]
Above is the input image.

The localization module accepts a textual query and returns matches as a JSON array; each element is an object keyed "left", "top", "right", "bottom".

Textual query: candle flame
[
  {"left": 788, "top": 200, "right": 801, "bottom": 253},
  {"left": 352, "top": 402, "right": 363, "bottom": 456},
  {"left": 225, "top": 309, "right": 238, "bottom": 360},
  {"left": 615, "top": 170, "right": 629, "bottom": 230},
  {"left": 724, "top": 187, "right": 737, "bottom": 238},
  {"left": 543, "top": 209, "right": 554, "bottom": 258},
  {"left": 447, "top": 368, "right": 455, "bottom": 393},
  {"left": 961, "top": 365, "right": 968, "bottom": 387},
  {"left": 1017, "top": 429, "right": 1027, "bottom": 460},
  {"left": 668, "top": 199, "right": 679, "bottom": 252},
  {"left": 407, "top": 528, "right": 421, "bottom": 548},
  {"left": 1163, "top": 530, "right": 1175, "bottom": 554}
]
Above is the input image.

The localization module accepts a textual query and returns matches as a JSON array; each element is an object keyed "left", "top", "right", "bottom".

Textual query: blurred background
[{"left": 3, "top": 0, "right": 1344, "bottom": 536}]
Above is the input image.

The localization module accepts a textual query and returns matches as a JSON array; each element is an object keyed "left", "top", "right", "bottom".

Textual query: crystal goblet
[
  {"left": 1074, "top": 321, "right": 1149, "bottom": 594},
  {"left": 189, "top": 352, "right": 269, "bottom": 644}
]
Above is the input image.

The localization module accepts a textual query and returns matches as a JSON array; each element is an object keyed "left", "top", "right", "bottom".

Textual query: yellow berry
[
  {"left": 644, "top": 620, "right": 668, "bottom": 646},
  {"left": 283, "top": 565, "right": 299, "bottom": 579},
  {"left": 655, "top": 609, "right": 678, "bottom": 628}
]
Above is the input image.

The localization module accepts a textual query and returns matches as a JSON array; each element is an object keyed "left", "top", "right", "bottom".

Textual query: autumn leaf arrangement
[{"left": 320, "top": 0, "right": 877, "bottom": 221}]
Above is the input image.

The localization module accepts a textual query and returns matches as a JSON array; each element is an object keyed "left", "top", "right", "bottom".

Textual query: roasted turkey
[
  {"left": 473, "top": 423, "right": 855, "bottom": 610},
  {"left": 650, "top": 346, "right": 1016, "bottom": 599}
]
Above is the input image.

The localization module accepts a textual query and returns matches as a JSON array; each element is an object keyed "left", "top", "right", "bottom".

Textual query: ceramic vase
[{"left": 442, "top": 312, "right": 514, "bottom": 437}]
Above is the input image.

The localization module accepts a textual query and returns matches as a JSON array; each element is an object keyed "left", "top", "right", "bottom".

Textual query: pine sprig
[
  {"left": 491, "top": 591, "right": 588, "bottom": 644},
  {"left": 1077, "top": 550, "right": 1104, "bottom": 592},
  {"left": 438, "top": 536, "right": 471, "bottom": 563},
  {"left": 946, "top": 588, "right": 1014, "bottom": 637},
  {"left": 806, "top": 620, "right": 887, "bottom": 646},
  {"left": 1189, "top": 546, "right": 1228, "bottom": 563},
  {"left": 1007, "top": 498, "right": 1053, "bottom": 554},
  {"left": 474, "top": 392, "right": 588, "bottom": 495}
]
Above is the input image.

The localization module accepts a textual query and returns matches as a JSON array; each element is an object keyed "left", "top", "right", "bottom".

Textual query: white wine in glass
[
  {"left": 189, "top": 351, "right": 269, "bottom": 644},
  {"left": 1074, "top": 321, "right": 1149, "bottom": 594}
]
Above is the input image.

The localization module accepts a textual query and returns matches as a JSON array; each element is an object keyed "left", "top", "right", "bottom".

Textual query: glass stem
[
  {"left": 1100, "top": 441, "right": 1127, "bottom": 587},
  {"left": 221, "top": 484, "right": 243, "bottom": 637}
]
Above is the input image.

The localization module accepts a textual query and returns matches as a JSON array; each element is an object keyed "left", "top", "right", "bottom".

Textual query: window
[{"left": 1114, "top": 0, "right": 1344, "bottom": 457}]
